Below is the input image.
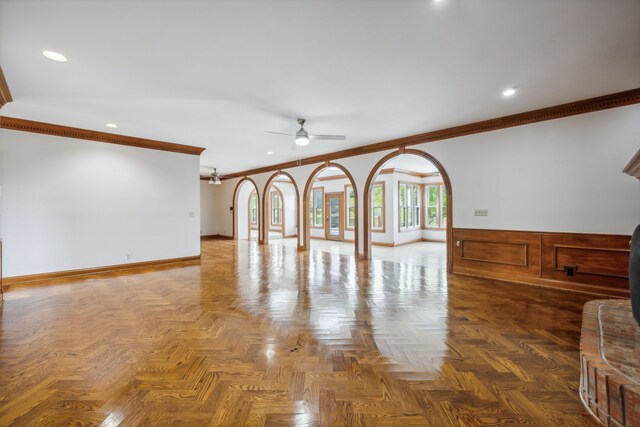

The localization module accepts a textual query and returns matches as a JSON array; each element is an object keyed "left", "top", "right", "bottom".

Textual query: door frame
[{"left": 325, "top": 192, "right": 344, "bottom": 241}]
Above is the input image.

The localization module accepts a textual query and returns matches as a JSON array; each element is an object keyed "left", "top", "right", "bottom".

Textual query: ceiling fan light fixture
[{"left": 295, "top": 135, "right": 310, "bottom": 146}]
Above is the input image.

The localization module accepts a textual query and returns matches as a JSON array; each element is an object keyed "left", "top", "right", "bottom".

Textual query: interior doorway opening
[
  {"left": 303, "top": 164, "right": 358, "bottom": 256},
  {"left": 364, "top": 150, "right": 452, "bottom": 271},
  {"left": 233, "top": 178, "right": 260, "bottom": 241},
  {"left": 263, "top": 172, "right": 299, "bottom": 247}
]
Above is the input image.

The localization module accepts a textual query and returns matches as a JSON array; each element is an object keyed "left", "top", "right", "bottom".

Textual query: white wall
[
  {"left": 213, "top": 105, "right": 640, "bottom": 254},
  {"left": 0, "top": 130, "right": 201, "bottom": 278},
  {"left": 421, "top": 105, "right": 640, "bottom": 235},
  {"left": 200, "top": 181, "right": 219, "bottom": 236}
]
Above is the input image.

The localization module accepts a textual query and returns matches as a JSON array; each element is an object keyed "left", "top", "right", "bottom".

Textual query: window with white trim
[
  {"left": 371, "top": 182, "right": 385, "bottom": 231},
  {"left": 270, "top": 191, "right": 282, "bottom": 226},
  {"left": 309, "top": 188, "right": 323, "bottom": 228},
  {"left": 399, "top": 182, "right": 420, "bottom": 230},
  {"left": 426, "top": 184, "right": 447, "bottom": 228}
]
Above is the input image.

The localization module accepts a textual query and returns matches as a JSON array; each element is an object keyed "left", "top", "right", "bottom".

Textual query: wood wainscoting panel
[
  {"left": 461, "top": 240, "right": 527, "bottom": 266},
  {"left": 452, "top": 228, "right": 631, "bottom": 297},
  {"left": 453, "top": 229, "right": 540, "bottom": 278},
  {"left": 541, "top": 233, "right": 630, "bottom": 290}
]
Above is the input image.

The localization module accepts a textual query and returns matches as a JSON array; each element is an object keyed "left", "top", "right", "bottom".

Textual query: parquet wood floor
[{"left": 0, "top": 240, "right": 599, "bottom": 426}]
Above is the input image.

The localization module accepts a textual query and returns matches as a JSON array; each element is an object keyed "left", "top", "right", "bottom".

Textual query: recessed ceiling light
[
  {"left": 42, "top": 50, "right": 67, "bottom": 62},
  {"left": 267, "top": 151, "right": 274, "bottom": 155},
  {"left": 105, "top": 123, "right": 118, "bottom": 129},
  {"left": 502, "top": 87, "right": 518, "bottom": 97}
]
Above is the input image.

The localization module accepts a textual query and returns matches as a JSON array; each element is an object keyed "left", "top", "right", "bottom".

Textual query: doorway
[
  {"left": 302, "top": 163, "right": 358, "bottom": 256},
  {"left": 233, "top": 178, "right": 260, "bottom": 241},
  {"left": 324, "top": 192, "right": 344, "bottom": 241},
  {"left": 363, "top": 149, "right": 452, "bottom": 271}
]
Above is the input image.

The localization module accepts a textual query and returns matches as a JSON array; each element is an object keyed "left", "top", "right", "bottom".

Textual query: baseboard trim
[
  {"left": 452, "top": 266, "right": 629, "bottom": 298},
  {"left": 201, "top": 234, "right": 233, "bottom": 240},
  {"left": 371, "top": 238, "right": 442, "bottom": 247},
  {"left": 422, "top": 238, "right": 446, "bottom": 243},
  {"left": 3, "top": 255, "right": 202, "bottom": 289}
]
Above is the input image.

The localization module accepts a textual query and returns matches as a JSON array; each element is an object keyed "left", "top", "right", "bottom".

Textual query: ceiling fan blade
[
  {"left": 265, "top": 131, "right": 295, "bottom": 136},
  {"left": 309, "top": 134, "right": 346, "bottom": 141}
]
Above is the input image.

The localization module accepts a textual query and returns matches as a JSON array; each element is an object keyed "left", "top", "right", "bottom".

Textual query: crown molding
[
  {"left": 0, "top": 116, "right": 206, "bottom": 156},
  {"left": 0, "top": 65, "right": 13, "bottom": 109},
  {"left": 221, "top": 88, "right": 640, "bottom": 179}
]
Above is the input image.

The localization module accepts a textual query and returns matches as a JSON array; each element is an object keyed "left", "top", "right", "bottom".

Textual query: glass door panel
[{"left": 325, "top": 193, "right": 344, "bottom": 241}]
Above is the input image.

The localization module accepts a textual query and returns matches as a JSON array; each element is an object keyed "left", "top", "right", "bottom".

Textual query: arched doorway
[
  {"left": 262, "top": 171, "right": 300, "bottom": 246},
  {"left": 233, "top": 177, "right": 260, "bottom": 242},
  {"left": 302, "top": 162, "right": 359, "bottom": 255},
  {"left": 363, "top": 149, "right": 453, "bottom": 272}
]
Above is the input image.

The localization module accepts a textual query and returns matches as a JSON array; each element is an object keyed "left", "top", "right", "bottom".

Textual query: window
[
  {"left": 426, "top": 184, "right": 447, "bottom": 228},
  {"left": 249, "top": 191, "right": 258, "bottom": 228},
  {"left": 345, "top": 185, "right": 355, "bottom": 230},
  {"left": 270, "top": 190, "right": 282, "bottom": 226},
  {"left": 399, "top": 182, "right": 421, "bottom": 231},
  {"left": 371, "top": 182, "right": 385, "bottom": 231},
  {"left": 309, "top": 188, "right": 323, "bottom": 228}
]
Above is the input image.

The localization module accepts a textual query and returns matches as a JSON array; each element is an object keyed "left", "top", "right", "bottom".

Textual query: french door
[{"left": 325, "top": 192, "right": 344, "bottom": 241}]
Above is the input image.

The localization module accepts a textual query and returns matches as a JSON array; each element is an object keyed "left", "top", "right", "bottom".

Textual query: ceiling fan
[{"left": 265, "top": 118, "right": 346, "bottom": 149}]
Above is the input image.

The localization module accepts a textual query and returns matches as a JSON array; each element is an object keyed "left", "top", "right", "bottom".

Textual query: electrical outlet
[
  {"left": 125, "top": 252, "right": 132, "bottom": 260},
  {"left": 474, "top": 209, "right": 488, "bottom": 216}
]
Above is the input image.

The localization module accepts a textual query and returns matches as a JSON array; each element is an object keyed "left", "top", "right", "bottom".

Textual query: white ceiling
[{"left": 1, "top": 0, "right": 639, "bottom": 175}]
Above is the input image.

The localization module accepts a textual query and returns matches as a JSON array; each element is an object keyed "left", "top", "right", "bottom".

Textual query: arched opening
[
  {"left": 303, "top": 162, "right": 359, "bottom": 256},
  {"left": 233, "top": 177, "right": 260, "bottom": 242},
  {"left": 262, "top": 171, "right": 299, "bottom": 247},
  {"left": 363, "top": 149, "right": 453, "bottom": 272}
]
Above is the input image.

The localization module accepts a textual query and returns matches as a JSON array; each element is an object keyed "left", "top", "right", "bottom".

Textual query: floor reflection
[{"left": 0, "top": 239, "right": 599, "bottom": 425}]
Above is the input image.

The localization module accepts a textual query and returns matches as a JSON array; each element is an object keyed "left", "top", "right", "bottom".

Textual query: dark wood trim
[
  {"left": 232, "top": 177, "right": 260, "bottom": 242},
  {"left": 221, "top": 89, "right": 640, "bottom": 179},
  {"left": 0, "top": 66, "right": 12, "bottom": 109},
  {"left": 316, "top": 168, "right": 434, "bottom": 182},
  {"left": 0, "top": 116, "right": 206, "bottom": 156},
  {"left": 452, "top": 228, "right": 632, "bottom": 298},
  {"left": 303, "top": 162, "right": 359, "bottom": 254},
  {"left": 3, "top": 255, "right": 201, "bottom": 289},
  {"left": 453, "top": 227, "right": 631, "bottom": 238},
  {"left": 318, "top": 174, "right": 348, "bottom": 182},
  {"left": 201, "top": 234, "right": 233, "bottom": 240},
  {"left": 363, "top": 149, "right": 453, "bottom": 272},
  {"left": 453, "top": 267, "right": 629, "bottom": 298}
]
